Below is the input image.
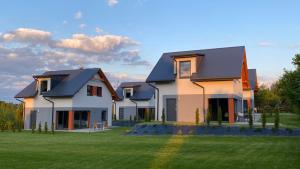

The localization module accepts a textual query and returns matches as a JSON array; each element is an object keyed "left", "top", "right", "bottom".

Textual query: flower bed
[{"left": 128, "top": 124, "right": 300, "bottom": 136}]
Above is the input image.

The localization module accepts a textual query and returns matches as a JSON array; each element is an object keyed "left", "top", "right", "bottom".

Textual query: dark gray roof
[
  {"left": 146, "top": 46, "right": 246, "bottom": 82},
  {"left": 116, "top": 82, "right": 154, "bottom": 101},
  {"left": 248, "top": 69, "right": 258, "bottom": 90},
  {"left": 15, "top": 68, "right": 118, "bottom": 99}
]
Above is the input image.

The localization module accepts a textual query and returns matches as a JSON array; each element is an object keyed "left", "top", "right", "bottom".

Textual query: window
[
  {"left": 87, "top": 85, "right": 93, "bottom": 96},
  {"left": 124, "top": 88, "right": 132, "bottom": 98},
  {"left": 97, "top": 87, "right": 102, "bottom": 97},
  {"left": 179, "top": 61, "right": 191, "bottom": 78},
  {"left": 40, "top": 80, "right": 48, "bottom": 94}
]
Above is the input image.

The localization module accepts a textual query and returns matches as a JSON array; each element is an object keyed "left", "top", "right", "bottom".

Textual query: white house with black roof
[
  {"left": 15, "top": 68, "right": 119, "bottom": 130},
  {"left": 146, "top": 46, "right": 258, "bottom": 123},
  {"left": 115, "top": 82, "right": 156, "bottom": 121}
]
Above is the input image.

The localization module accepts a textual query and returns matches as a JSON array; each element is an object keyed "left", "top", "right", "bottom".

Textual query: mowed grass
[
  {"left": 0, "top": 128, "right": 300, "bottom": 169},
  {"left": 266, "top": 113, "right": 300, "bottom": 128}
]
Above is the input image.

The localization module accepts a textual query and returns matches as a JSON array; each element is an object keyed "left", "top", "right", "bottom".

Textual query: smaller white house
[
  {"left": 115, "top": 82, "right": 156, "bottom": 121},
  {"left": 15, "top": 68, "right": 119, "bottom": 130}
]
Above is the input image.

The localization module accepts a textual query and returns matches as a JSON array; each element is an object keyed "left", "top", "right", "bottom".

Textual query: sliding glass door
[{"left": 74, "top": 111, "right": 89, "bottom": 129}]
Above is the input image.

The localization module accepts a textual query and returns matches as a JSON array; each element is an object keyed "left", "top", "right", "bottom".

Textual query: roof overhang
[
  {"left": 33, "top": 74, "right": 69, "bottom": 78},
  {"left": 171, "top": 53, "right": 205, "bottom": 59}
]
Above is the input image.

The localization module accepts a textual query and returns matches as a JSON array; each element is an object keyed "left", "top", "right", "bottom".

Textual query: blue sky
[{"left": 0, "top": 0, "right": 300, "bottom": 101}]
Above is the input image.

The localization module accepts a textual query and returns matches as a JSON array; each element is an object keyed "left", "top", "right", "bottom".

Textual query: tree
[
  {"left": 274, "top": 109, "right": 280, "bottom": 130},
  {"left": 38, "top": 122, "right": 42, "bottom": 133},
  {"left": 277, "top": 54, "right": 300, "bottom": 114},
  {"left": 217, "top": 106, "right": 222, "bottom": 126},
  {"left": 248, "top": 108, "right": 253, "bottom": 128},
  {"left": 161, "top": 108, "right": 166, "bottom": 125},
  {"left": 51, "top": 122, "right": 55, "bottom": 134},
  {"left": 261, "top": 110, "right": 266, "bottom": 129},
  {"left": 206, "top": 110, "right": 211, "bottom": 126},
  {"left": 44, "top": 122, "right": 48, "bottom": 133},
  {"left": 195, "top": 108, "right": 199, "bottom": 125}
]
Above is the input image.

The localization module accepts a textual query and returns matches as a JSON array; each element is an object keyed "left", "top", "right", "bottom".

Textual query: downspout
[
  {"left": 43, "top": 96, "right": 54, "bottom": 127},
  {"left": 192, "top": 82, "right": 206, "bottom": 123},
  {"left": 130, "top": 99, "right": 138, "bottom": 120},
  {"left": 15, "top": 98, "right": 25, "bottom": 128},
  {"left": 147, "top": 83, "right": 159, "bottom": 121},
  {"left": 113, "top": 101, "right": 116, "bottom": 120}
]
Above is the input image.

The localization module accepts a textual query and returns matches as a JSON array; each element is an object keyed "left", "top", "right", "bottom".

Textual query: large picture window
[{"left": 179, "top": 61, "right": 191, "bottom": 78}]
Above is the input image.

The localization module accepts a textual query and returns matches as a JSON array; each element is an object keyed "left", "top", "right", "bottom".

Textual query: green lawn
[
  {"left": 0, "top": 128, "right": 300, "bottom": 169},
  {"left": 266, "top": 113, "right": 300, "bottom": 128}
]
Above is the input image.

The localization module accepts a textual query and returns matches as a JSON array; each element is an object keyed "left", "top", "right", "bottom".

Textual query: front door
[
  {"left": 166, "top": 98, "right": 177, "bottom": 121},
  {"left": 57, "top": 111, "right": 69, "bottom": 129}
]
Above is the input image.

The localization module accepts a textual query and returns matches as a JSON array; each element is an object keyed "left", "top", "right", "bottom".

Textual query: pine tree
[
  {"left": 38, "top": 122, "right": 42, "bottom": 133},
  {"left": 206, "top": 110, "right": 211, "bottom": 126},
  {"left": 274, "top": 109, "right": 280, "bottom": 130},
  {"left": 217, "top": 106, "right": 222, "bottom": 126},
  {"left": 248, "top": 108, "right": 253, "bottom": 128},
  {"left": 44, "top": 122, "right": 48, "bottom": 133},
  {"left": 51, "top": 122, "right": 55, "bottom": 134},
  {"left": 262, "top": 110, "right": 266, "bottom": 129},
  {"left": 31, "top": 123, "right": 35, "bottom": 134},
  {"left": 162, "top": 108, "right": 166, "bottom": 125},
  {"left": 195, "top": 108, "right": 199, "bottom": 125}
]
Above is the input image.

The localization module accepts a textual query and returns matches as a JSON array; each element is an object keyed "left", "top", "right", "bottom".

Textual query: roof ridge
[{"left": 163, "top": 46, "right": 245, "bottom": 55}]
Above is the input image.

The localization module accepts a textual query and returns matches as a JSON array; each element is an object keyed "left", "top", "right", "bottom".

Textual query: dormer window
[
  {"left": 40, "top": 80, "right": 48, "bottom": 94},
  {"left": 179, "top": 61, "right": 191, "bottom": 78},
  {"left": 124, "top": 88, "right": 132, "bottom": 98}
]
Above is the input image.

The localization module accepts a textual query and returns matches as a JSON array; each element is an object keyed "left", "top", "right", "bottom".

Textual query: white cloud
[
  {"left": 95, "top": 27, "right": 103, "bottom": 34},
  {"left": 0, "top": 27, "right": 150, "bottom": 97},
  {"left": 74, "top": 11, "right": 82, "bottom": 19},
  {"left": 79, "top": 23, "right": 87, "bottom": 29},
  {"left": 258, "top": 41, "right": 273, "bottom": 47},
  {"left": 105, "top": 72, "right": 145, "bottom": 89},
  {"left": 107, "top": 0, "right": 118, "bottom": 6}
]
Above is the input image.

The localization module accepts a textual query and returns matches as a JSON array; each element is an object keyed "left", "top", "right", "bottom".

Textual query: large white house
[
  {"left": 15, "top": 68, "right": 119, "bottom": 130},
  {"left": 146, "top": 46, "right": 258, "bottom": 123},
  {"left": 115, "top": 82, "right": 156, "bottom": 121}
]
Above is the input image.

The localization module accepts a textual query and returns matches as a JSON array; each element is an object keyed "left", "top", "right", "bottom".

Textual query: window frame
[
  {"left": 87, "top": 85, "right": 93, "bottom": 96},
  {"left": 179, "top": 61, "right": 191, "bottom": 78},
  {"left": 124, "top": 88, "right": 132, "bottom": 98},
  {"left": 97, "top": 87, "right": 102, "bottom": 97},
  {"left": 40, "top": 80, "right": 48, "bottom": 94}
]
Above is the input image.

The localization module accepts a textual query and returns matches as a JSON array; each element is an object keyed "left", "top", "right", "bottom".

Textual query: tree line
[
  {"left": 255, "top": 54, "right": 300, "bottom": 114},
  {"left": 0, "top": 101, "right": 23, "bottom": 131}
]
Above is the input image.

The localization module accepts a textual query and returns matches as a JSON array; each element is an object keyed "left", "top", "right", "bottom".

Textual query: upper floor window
[
  {"left": 87, "top": 85, "right": 93, "bottom": 96},
  {"left": 40, "top": 80, "right": 48, "bottom": 94},
  {"left": 97, "top": 87, "right": 102, "bottom": 97},
  {"left": 179, "top": 61, "right": 191, "bottom": 78},
  {"left": 124, "top": 88, "right": 132, "bottom": 98}
]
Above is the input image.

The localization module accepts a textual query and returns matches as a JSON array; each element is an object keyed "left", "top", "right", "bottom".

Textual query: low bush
[
  {"left": 206, "top": 110, "right": 211, "bottom": 126},
  {"left": 240, "top": 126, "right": 246, "bottom": 132},
  {"left": 44, "top": 122, "right": 48, "bottom": 133},
  {"left": 195, "top": 108, "right": 199, "bottom": 125},
  {"left": 217, "top": 106, "right": 222, "bottom": 126},
  {"left": 286, "top": 128, "right": 293, "bottom": 134},
  {"left": 38, "top": 122, "right": 42, "bottom": 133},
  {"left": 254, "top": 128, "right": 262, "bottom": 132},
  {"left": 274, "top": 110, "right": 280, "bottom": 130},
  {"left": 162, "top": 109, "right": 166, "bottom": 125},
  {"left": 262, "top": 110, "right": 266, "bottom": 129}
]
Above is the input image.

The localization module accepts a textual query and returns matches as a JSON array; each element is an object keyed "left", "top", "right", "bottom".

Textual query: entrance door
[
  {"left": 166, "top": 98, "right": 177, "bottom": 121},
  {"left": 30, "top": 110, "right": 37, "bottom": 129},
  {"left": 74, "top": 111, "right": 88, "bottom": 129},
  {"left": 57, "top": 111, "right": 69, "bottom": 129}
]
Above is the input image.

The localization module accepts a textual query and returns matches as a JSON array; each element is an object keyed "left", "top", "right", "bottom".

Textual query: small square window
[
  {"left": 40, "top": 80, "right": 48, "bottom": 94},
  {"left": 179, "top": 61, "right": 191, "bottom": 78},
  {"left": 97, "top": 87, "right": 102, "bottom": 97},
  {"left": 87, "top": 85, "right": 93, "bottom": 96},
  {"left": 124, "top": 88, "right": 132, "bottom": 98}
]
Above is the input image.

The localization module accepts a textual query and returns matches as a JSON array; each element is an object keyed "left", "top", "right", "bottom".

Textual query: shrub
[
  {"left": 51, "top": 122, "right": 55, "bottom": 134},
  {"left": 133, "top": 115, "right": 137, "bottom": 122},
  {"left": 162, "top": 108, "right": 166, "bottom": 125},
  {"left": 274, "top": 110, "right": 280, "bottom": 130},
  {"left": 195, "top": 108, "right": 199, "bottom": 125},
  {"left": 129, "top": 115, "right": 132, "bottom": 122},
  {"left": 206, "top": 110, "right": 211, "bottom": 126},
  {"left": 248, "top": 108, "right": 253, "bottom": 129},
  {"left": 286, "top": 128, "right": 293, "bottom": 134},
  {"left": 217, "top": 106, "right": 222, "bottom": 126},
  {"left": 240, "top": 126, "right": 246, "bottom": 132},
  {"left": 177, "top": 128, "right": 183, "bottom": 135},
  {"left": 261, "top": 110, "right": 266, "bottom": 129},
  {"left": 254, "top": 128, "right": 262, "bottom": 132},
  {"left": 31, "top": 123, "right": 35, "bottom": 133},
  {"left": 11, "top": 122, "right": 15, "bottom": 132},
  {"left": 17, "top": 120, "right": 23, "bottom": 132},
  {"left": 44, "top": 122, "right": 48, "bottom": 133},
  {"left": 145, "top": 109, "right": 150, "bottom": 122},
  {"left": 38, "top": 122, "right": 42, "bottom": 133}
]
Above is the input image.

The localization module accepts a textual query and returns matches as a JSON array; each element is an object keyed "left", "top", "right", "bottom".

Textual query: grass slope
[{"left": 0, "top": 128, "right": 300, "bottom": 169}]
